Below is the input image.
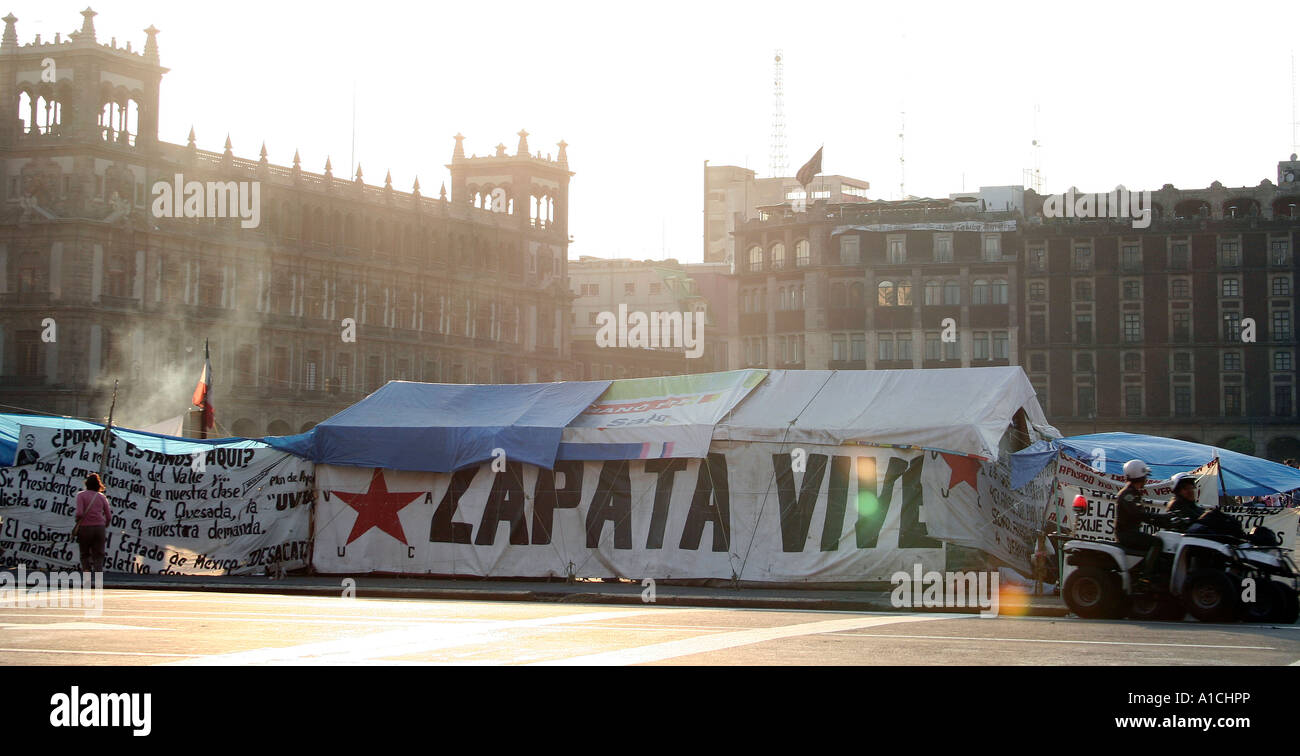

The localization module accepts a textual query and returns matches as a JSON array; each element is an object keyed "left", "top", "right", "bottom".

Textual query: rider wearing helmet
[
  {"left": 1164, "top": 472, "right": 1203, "bottom": 527},
  {"left": 1115, "top": 459, "right": 1164, "bottom": 587}
]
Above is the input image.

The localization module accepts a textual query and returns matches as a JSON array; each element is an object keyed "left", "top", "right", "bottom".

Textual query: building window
[
  {"left": 748, "top": 246, "right": 763, "bottom": 272},
  {"left": 1122, "top": 280, "right": 1141, "bottom": 300},
  {"left": 1273, "top": 311, "right": 1292, "bottom": 341},
  {"left": 1029, "top": 314, "right": 1046, "bottom": 345},
  {"left": 1174, "top": 384, "right": 1192, "bottom": 416},
  {"left": 1224, "top": 386, "right": 1242, "bottom": 416},
  {"left": 925, "top": 332, "right": 941, "bottom": 361},
  {"left": 886, "top": 236, "right": 905, "bottom": 264},
  {"left": 624, "top": 282, "right": 635, "bottom": 295},
  {"left": 1124, "top": 352, "right": 1141, "bottom": 371},
  {"left": 1072, "top": 247, "right": 1093, "bottom": 272},
  {"left": 1224, "top": 312, "right": 1242, "bottom": 341},
  {"left": 991, "top": 279, "right": 1008, "bottom": 305},
  {"left": 1121, "top": 245, "right": 1142, "bottom": 272},
  {"left": 1275, "top": 351, "right": 1293, "bottom": 371},
  {"left": 1030, "top": 352, "right": 1047, "bottom": 372},
  {"left": 993, "top": 331, "right": 1009, "bottom": 359},
  {"left": 831, "top": 334, "right": 847, "bottom": 361},
  {"left": 16, "top": 331, "right": 40, "bottom": 376},
  {"left": 1169, "top": 242, "right": 1189, "bottom": 270},
  {"left": 925, "top": 280, "right": 942, "bottom": 305},
  {"left": 1275, "top": 385, "right": 1294, "bottom": 416},
  {"left": 649, "top": 282, "right": 661, "bottom": 295},
  {"left": 771, "top": 243, "right": 786, "bottom": 270},
  {"left": 1027, "top": 248, "right": 1046, "bottom": 273},
  {"left": 897, "top": 280, "right": 913, "bottom": 305},
  {"left": 973, "top": 332, "right": 989, "bottom": 360},
  {"left": 943, "top": 280, "right": 960, "bottom": 305},
  {"left": 934, "top": 235, "right": 953, "bottom": 262},
  {"left": 1076, "top": 352, "right": 1094, "bottom": 372},
  {"left": 1029, "top": 281, "right": 1046, "bottom": 302},
  {"left": 1219, "top": 240, "right": 1241, "bottom": 267},
  {"left": 841, "top": 235, "right": 861, "bottom": 265},
  {"left": 878, "top": 334, "right": 895, "bottom": 361},
  {"left": 1125, "top": 385, "right": 1142, "bottom": 417},
  {"left": 972, "top": 279, "right": 990, "bottom": 305},
  {"left": 1221, "top": 278, "right": 1240, "bottom": 297},
  {"left": 1270, "top": 239, "right": 1291, "bottom": 266},
  {"left": 851, "top": 333, "right": 866, "bottom": 361},
  {"left": 943, "top": 334, "right": 959, "bottom": 361},
  {"left": 876, "top": 281, "right": 895, "bottom": 306},
  {"left": 1075, "top": 313, "right": 1093, "bottom": 344},
  {"left": 1172, "top": 311, "right": 1191, "bottom": 342},
  {"left": 1077, "top": 385, "right": 1096, "bottom": 416},
  {"left": 897, "top": 333, "right": 913, "bottom": 361},
  {"left": 795, "top": 240, "right": 810, "bottom": 267},
  {"left": 1173, "top": 352, "right": 1192, "bottom": 372},
  {"left": 1273, "top": 276, "right": 1292, "bottom": 296},
  {"left": 1224, "top": 352, "right": 1242, "bottom": 371},
  {"left": 1074, "top": 280, "right": 1092, "bottom": 301},
  {"left": 982, "top": 235, "right": 1001, "bottom": 261},
  {"left": 1123, "top": 313, "right": 1142, "bottom": 343},
  {"left": 1171, "top": 278, "right": 1190, "bottom": 299}
]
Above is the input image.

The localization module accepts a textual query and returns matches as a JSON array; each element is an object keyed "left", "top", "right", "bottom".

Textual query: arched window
[
  {"left": 748, "top": 246, "right": 763, "bottom": 273},
  {"left": 943, "top": 280, "right": 960, "bottom": 305},
  {"left": 972, "top": 279, "right": 990, "bottom": 305},
  {"left": 992, "top": 279, "right": 1008, "bottom": 305},
  {"left": 778, "top": 286, "right": 788, "bottom": 310},
  {"left": 754, "top": 288, "right": 766, "bottom": 311},
  {"left": 771, "top": 243, "right": 786, "bottom": 270},
  {"left": 849, "top": 282, "right": 865, "bottom": 307},
  {"left": 831, "top": 282, "right": 847, "bottom": 308},
  {"left": 925, "top": 280, "right": 941, "bottom": 305},
  {"left": 877, "top": 280, "right": 896, "bottom": 306},
  {"left": 795, "top": 240, "right": 810, "bottom": 267},
  {"left": 897, "top": 280, "right": 913, "bottom": 306}
]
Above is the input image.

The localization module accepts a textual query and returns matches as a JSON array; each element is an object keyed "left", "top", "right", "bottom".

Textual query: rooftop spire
[
  {"left": 412, "top": 176, "right": 421, "bottom": 198},
  {"left": 259, "top": 142, "right": 268, "bottom": 164},
  {"left": 2, "top": 14, "right": 17, "bottom": 50},
  {"left": 516, "top": 129, "right": 529, "bottom": 157},
  {"left": 223, "top": 134, "right": 233, "bottom": 156},
  {"left": 452, "top": 133, "right": 465, "bottom": 161},
  {"left": 143, "top": 24, "right": 159, "bottom": 62},
  {"left": 384, "top": 170, "right": 392, "bottom": 190},
  {"left": 557, "top": 140, "right": 568, "bottom": 169},
  {"left": 292, "top": 149, "right": 301, "bottom": 169},
  {"left": 76, "top": 7, "right": 97, "bottom": 44},
  {"left": 186, "top": 126, "right": 196, "bottom": 148}
]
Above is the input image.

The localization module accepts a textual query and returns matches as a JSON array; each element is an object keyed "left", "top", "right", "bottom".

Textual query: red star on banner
[
  {"left": 334, "top": 469, "right": 424, "bottom": 546},
  {"left": 940, "top": 453, "right": 981, "bottom": 491}
]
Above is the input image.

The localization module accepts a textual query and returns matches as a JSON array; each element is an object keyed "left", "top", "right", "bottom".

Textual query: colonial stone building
[{"left": 0, "top": 9, "right": 575, "bottom": 437}]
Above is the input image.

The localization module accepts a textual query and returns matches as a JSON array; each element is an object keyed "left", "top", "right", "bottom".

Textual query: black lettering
[
  {"left": 475, "top": 462, "right": 528, "bottom": 546},
  {"left": 821, "top": 456, "right": 851, "bottom": 551},
  {"left": 430, "top": 467, "right": 477, "bottom": 544},
  {"left": 898, "top": 456, "right": 941, "bottom": 548},
  {"left": 644, "top": 458, "right": 687, "bottom": 549},
  {"left": 680, "top": 453, "right": 729, "bottom": 552},
  {"left": 531, "top": 461, "right": 584, "bottom": 545},
  {"left": 585, "top": 460, "right": 632, "bottom": 549},
  {"left": 855, "top": 456, "right": 908, "bottom": 548},
  {"left": 772, "top": 452, "right": 828, "bottom": 552}
]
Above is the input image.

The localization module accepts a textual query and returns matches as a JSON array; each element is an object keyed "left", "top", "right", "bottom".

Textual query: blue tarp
[
  {"left": 1, "top": 413, "right": 266, "bottom": 466},
  {"left": 1011, "top": 432, "right": 1300, "bottom": 496},
  {"left": 264, "top": 380, "right": 612, "bottom": 473}
]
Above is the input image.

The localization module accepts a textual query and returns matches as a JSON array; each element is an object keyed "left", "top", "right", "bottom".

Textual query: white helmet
[
  {"left": 1123, "top": 459, "right": 1151, "bottom": 480},
  {"left": 1170, "top": 472, "right": 1197, "bottom": 489}
]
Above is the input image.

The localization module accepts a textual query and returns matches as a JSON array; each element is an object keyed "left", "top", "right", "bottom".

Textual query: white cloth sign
[
  {"left": 1054, "top": 454, "right": 1220, "bottom": 540},
  {"left": 0, "top": 427, "right": 314, "bottom": 574},
  {"left": 312, "top": 441, "right": 949, "bottom": 581}
]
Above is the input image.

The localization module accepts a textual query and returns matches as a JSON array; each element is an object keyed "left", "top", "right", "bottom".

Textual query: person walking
[{"left": 73, "top": 474, "right": 111, "bottom": 573}]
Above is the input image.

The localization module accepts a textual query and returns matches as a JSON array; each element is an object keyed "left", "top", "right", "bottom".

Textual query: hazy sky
[{"left": 17, "top": 0, "right": 1300, "bottom": 262}]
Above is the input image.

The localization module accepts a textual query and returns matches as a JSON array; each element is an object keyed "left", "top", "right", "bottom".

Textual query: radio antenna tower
[
  {"left": 898, "top": 111, "right": 906, "bottom": 199},
  {"left": 770, "top": 50, "right": 788, "bottom": 178}
]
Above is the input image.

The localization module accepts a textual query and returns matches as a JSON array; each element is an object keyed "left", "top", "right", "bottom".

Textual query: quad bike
[{"left": 1053, "top": 512, "right": 1299, "bottom": 623}]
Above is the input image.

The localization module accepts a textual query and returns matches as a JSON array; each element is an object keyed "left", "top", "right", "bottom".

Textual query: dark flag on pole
[
  {"left": 796, "top": 146, "right": 823, "bottom": 187},
  {"left": 192, "top": 339, "right": 214, "bottom": 436}
]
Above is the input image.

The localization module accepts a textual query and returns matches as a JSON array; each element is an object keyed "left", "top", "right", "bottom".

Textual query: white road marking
[
  {"left": 0, "top": 621, "right": 173, "bottom": 631},
  {"left": 826, "top": 632, "right": 1278, "bottom": 651},
  {"left": 0, "top": 647, "right": 196, "bottom": 658},
  {"left": 165, "top": 608, "right": 676, "bottom": 666},
  {"left": 529, "top": 613, "right": 958, "bottom": 666}
]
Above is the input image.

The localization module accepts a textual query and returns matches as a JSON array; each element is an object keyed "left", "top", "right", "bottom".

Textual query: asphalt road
[{"left": 1, "top": 589, "right": 1298, "bottom": 666}]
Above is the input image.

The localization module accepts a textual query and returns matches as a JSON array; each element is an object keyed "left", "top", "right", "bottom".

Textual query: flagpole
[{"left": 97, "top": 380, "right": 118, "bottom": 478}]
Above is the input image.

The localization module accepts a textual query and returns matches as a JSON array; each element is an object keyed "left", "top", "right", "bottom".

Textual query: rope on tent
[{"left": 734, "top": 371, "right": 836, "bottom": 583}]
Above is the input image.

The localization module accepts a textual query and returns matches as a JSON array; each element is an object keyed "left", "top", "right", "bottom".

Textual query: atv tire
[
  {"left": 1268, "top": 581, "right": 1298, "bottom": 624},
  {"left": 1064, "top": 566, "right": 1124, "bottom": 619},
  {"left": 1184, "top": 569, "right": 1241, "bottom": 623},
  {"left": 1127, "top": 592, "right": 1184, "bottom": 621},
  {"left": 1242, "top": 578, "right": 1286, "bottom": 623}
]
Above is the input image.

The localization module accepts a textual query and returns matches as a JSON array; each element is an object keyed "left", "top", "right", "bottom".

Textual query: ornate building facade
[{"left": 0, "top": 9, "right": 575, "bottom": 436}]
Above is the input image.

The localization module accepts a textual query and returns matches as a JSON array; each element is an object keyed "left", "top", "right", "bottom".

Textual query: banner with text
[
  {"left": 0, "top": 426, "right": 314, "bottom": 574},
  {"left": 311, "top": 441, "right": 951, "bottom": 581}
]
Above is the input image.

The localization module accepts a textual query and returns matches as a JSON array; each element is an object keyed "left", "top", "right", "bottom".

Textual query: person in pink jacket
[{"left": 74, "top": 474, "right": 111, "bottom": 573}]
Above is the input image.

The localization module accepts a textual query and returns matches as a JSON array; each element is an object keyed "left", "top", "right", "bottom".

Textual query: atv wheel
[
  {"left": 1127, "top": 592, "right": 1183, "bottom": 621},
  {"left": 1268, "top": 581, "right": 1298, "bottom": 624},
  {"left": 1242, "top": 578, "right": 1284, "bottom": 622},
  {"left": 1064, "top": 567, "right": 1123, "bottom": 619},
  {"left": 1184, "top": 569, "right": 1241, "bottom": 623}
]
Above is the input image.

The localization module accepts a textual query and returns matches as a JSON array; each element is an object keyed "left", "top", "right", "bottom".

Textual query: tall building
[
  {"left": 704, "top": 163, "right": 870, "bottom": 265},
  {"left": 0, "top": 10, "right": 575, "bottom": 436}
]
